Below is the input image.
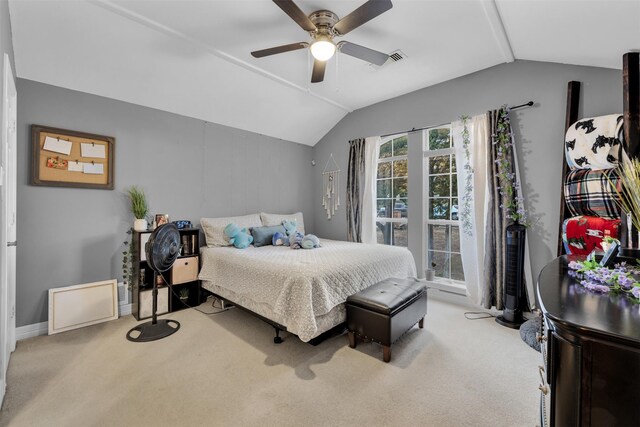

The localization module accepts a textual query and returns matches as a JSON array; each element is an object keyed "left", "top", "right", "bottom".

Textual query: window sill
[{"left": 423, "top": 279, "right": 466, "bottom": 296}]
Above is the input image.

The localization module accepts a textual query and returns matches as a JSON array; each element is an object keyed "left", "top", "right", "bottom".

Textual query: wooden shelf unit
[{"left": 131, "top": 227, "right": 202, "bottom": 320}]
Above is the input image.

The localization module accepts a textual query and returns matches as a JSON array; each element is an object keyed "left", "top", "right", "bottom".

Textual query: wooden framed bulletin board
[{"left": 31, "top": 125, "right": 115, "bottom": 190}]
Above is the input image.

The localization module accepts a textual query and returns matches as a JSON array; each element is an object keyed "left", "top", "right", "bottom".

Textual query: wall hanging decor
[
  {"left": 322, "top": 153, "right": 340, "bottom": 219},
  {"left": 31, "top": 124, "right": 115, "bottom": 189}
]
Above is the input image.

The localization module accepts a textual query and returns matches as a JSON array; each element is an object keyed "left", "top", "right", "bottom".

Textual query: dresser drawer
[{"left": 171, "top": 256, "right": 199, "bottom": 284}]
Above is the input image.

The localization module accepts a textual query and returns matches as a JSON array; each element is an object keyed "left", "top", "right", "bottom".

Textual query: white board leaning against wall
[{"left": 48, "top": 279, "right": 118, "bottom": 335}]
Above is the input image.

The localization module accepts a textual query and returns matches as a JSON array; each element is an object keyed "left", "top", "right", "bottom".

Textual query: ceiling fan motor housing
[{"left": 309, "top": 10, "right": 339, "bottom": 37}]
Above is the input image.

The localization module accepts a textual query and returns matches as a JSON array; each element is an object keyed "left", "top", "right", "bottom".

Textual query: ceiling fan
[{"left": 251, "top": 0, "right": 393, "bottom": 83}]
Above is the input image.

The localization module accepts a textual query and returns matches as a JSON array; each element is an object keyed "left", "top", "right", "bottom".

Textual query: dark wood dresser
[{"left": 537, "top": 256, "right": 640, "bottom": 426}]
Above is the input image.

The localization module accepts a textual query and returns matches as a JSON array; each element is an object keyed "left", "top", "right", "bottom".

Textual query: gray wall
[
  {"left": 0, "top": 0, "right": 15, "bottom": 83},
  {"left": 16, "top": 79, "right": 314, "bottom": 326},
  {"left": 312, "top": 60, "right": 622, "bottom": 282}
]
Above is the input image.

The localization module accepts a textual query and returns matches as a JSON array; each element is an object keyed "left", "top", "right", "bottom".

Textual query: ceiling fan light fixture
[{"left": 310, "top": 36, "right": 336, "bottom": 61}]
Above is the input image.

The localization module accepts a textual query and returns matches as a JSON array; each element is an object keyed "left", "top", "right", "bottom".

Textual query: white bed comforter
[{"left": 199, "top": 239, "right": 417, "bottom": 341}]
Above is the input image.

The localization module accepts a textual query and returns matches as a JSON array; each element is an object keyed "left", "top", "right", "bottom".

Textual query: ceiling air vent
[
  {"left": 389, "top": 51, "right": 406, "bottom": 62},
  {"left": 370, "top": 50, "right": 407, "bottom": 69}
]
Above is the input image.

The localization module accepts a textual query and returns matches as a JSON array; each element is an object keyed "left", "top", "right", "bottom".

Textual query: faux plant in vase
[
  {"left": 611, "top": 158, "right": 640, "bottom": 252},
  {"left": 127, "top": 186, "right": 149, "bottom": 231}
]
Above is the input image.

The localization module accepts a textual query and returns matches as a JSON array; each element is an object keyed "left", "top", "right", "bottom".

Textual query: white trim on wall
[{"left": 16, "top": 304, "right": 132, "bottom": 341}]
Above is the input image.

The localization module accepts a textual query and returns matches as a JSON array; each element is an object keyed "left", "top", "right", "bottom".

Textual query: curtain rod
[{"left": 370, "top": 101, "right": 535, "bottom": 140}]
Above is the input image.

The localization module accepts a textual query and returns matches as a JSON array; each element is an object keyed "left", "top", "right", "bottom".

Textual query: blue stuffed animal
[
  {"left": 289, "top": 231, "right": 305, "bottom": 249},
  {"left": 301, "top": 234, "right": 321, "bottom": 249},
  {"left": 282, "top": 219, "right": 320, "bottom": 250},
  {"left": 282, "top": 219, "right": 298, "bottom": 237},
  {"left": 272, "top": 231, "right": 288, "bottom": 246},
  {"left": 224, "top": 223, "right": 253, "bottom": 249}
]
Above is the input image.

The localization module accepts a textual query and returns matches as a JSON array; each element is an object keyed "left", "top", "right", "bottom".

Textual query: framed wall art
[{"left": 31, "top": 124, "right": 115, "bottom": 189}]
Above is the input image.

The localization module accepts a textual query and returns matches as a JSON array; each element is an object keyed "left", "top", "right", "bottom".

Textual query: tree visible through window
[
  {"left": 424, "top": 127, "right": 464, "bottom": 281},
  {"left": 376, "top": 134, "right": 408, "bottom": 246}
]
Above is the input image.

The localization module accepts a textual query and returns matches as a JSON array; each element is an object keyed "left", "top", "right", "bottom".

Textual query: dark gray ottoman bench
[{"left": 346, "top": 277, "right": 427, "bottom": 362}]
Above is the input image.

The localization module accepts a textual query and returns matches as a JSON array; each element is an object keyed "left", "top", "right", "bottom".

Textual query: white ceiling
[{"left": 8, "top": 0, "right": 640, "bottom": 146}]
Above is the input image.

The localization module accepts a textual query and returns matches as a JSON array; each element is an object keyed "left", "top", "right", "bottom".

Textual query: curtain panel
[
  {"left": 454, "top": 109, "right": 533, "bottom": 310},
  {"left": 346, "top": 138, "right": 366, "bottom": 243},
  {"left": 346, "top": 137, "right": 379, "bottom": 244}
]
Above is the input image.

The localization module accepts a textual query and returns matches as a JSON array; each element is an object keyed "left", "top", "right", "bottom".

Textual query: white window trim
[
  {"left": 375, "top": 134, "right": 408, "bottom": 246},
  {"left": 422, "top": 127, "right": 465, "bottom": 293}
]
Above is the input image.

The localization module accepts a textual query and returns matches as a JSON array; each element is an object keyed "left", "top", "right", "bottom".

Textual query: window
[
  {"left": 376, "top": 134, "right": 408, "bottom": 246},
  {"left": 424, "top": 126, "right": 465, "bottom": 282}
]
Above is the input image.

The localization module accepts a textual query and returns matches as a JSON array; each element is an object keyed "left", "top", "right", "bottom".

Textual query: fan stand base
[
  {"left": 126, "top": 319, "right": 181, "bottom": 342},
  {"left": 495, "top": 315, "right": 524, "bottom": 329}
]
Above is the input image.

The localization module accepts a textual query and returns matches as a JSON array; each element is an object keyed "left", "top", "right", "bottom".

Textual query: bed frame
[
  {"left": 557, "top": 52, "right": 640, "bottom": 255},
  {"left": 202, "top": 288, "right": 346, "bottom": 345}
]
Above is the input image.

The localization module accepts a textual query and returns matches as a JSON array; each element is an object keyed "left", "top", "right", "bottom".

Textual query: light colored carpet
[{"left": 0, "top": 293, "right": 540, "bottom": 427}]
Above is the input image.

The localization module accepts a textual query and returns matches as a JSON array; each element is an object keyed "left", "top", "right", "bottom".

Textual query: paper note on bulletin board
[{"left": 31, "top": 125, "right": 114, "bottom": 190}]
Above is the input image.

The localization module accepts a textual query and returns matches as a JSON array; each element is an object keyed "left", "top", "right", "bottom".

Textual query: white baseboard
[
  {"left": 16, "top": 304, "right": 132, "bottom": 341},
  {"left": 16, "top": 321, "right": 48, "bottom": 340},
  {"left": 427, "top": 288, "right": 503, "bottom": 316}
]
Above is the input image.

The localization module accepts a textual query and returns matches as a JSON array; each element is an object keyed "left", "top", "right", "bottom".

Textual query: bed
[{"left": 199, "top": 239, "right": 417, "bottom": 342}]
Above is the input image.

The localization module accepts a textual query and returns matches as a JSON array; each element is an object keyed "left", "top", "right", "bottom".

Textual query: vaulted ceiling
[{"left": 8, "top": 0, "right": 640, "bottom": 146}]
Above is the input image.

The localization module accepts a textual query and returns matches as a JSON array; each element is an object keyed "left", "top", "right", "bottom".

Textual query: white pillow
[
  {"left": 201, "top": 214, "right": 262, "bottom": 247},
  {"left": 260, "top": 212, "right": 305, "bottom": 234}
]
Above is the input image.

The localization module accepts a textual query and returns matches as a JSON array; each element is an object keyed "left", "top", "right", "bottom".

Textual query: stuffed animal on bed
[
  {"left": 282, "top": 219, "right": 298, "bottom": 237},
  {"left": 301, "top": 234, "right": 321, "bottom": 249},
  {"left": 272, "top": 231, "right": 288, "bottom": 246},
  {"left": 224, "top": 223, "right": 253, "bottom": 249},
  {"left": 289, "top": 231, "right": 305, "bottom": 249},
  {"left": 281, "top": 219, "right": 320, "bottom": 249}
]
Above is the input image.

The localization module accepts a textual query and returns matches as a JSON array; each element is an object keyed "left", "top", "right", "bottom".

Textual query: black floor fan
[
  {"left": 496, "top": 223, "right": 527, "bottom": 329},
  {"left": 127, "top": 223, "right": 181, "bottom": 342}
]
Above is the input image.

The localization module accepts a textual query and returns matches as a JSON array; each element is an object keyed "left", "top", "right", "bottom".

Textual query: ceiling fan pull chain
[
  {"left": 307, "top": 48, "right": 311, "bottom": 91},
  {"left": 335, "top": 48, "right": 339, "bottom": 88}
]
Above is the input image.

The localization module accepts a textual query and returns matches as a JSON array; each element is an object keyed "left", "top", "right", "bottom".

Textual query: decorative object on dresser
[
  {"left": 30, "top": 124, "right": 115, "bottom": 189},
  {"left": 346, "top": 277, "right": 427, "bottom": 362},
  {"left": 130, "top": 227, "right": 201, "bottom": 323},
  {"left": 126, "top": 186, "right": 149, "bottom": 232},
  {"left": 538, "top": 256, "right": 640, "bottom": 426},
  {"left": 127, "top": 223, "right": 182, "bottom": 342}
]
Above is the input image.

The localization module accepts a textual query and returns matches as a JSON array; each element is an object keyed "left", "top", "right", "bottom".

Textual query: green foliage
[
  {"left": 494, "top": 108, "right": 527, "bottom": 224},
  {"left": 127, "top": 186, "right": 148, "bottom": 219},
  {"left": 179, "top": 288, "right": 189, "bottom": 299},
  {"left": 610, "top": 158, "right": 640, "bottom": 232},
  {"left": 429, "top": 128, "right": 450, "bottom": 150},
  {"left": 121, "top": 229, "right": 135, "bottom": 290}
]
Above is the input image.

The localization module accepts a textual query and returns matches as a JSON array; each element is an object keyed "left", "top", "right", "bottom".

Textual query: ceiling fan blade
[
  {"left": 334, "top": 0, "right": 393, "bottom": 35},
  {"left": 273, "top": 0, "right": 316, "bottom": 32},
  {"left": 251, "top": 42, "right": 307, "bottom": 58},
  {"left": 340, "top": 42, "right": 389, "bottom": 66},
  {"left": 311, "top": 59, "right": 326, "bottom": 83}
]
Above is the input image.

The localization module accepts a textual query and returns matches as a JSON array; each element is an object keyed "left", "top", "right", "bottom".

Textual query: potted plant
[
  {"left": 425, "top": 261, "right": 436, "bottom": 281},
  {"left": 179, "top": 288, "right": 189, "bottom": 304},
  {"left": 127, "top": 186, "right": 149, "bottom": 231},
  {"left": 611, "top": 158, "right": 640, "bottom": 254}
]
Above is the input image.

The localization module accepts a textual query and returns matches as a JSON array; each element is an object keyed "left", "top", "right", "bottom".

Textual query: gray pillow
[{"left": 251, "top": 225, "right": 286, "bottom": 247}]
